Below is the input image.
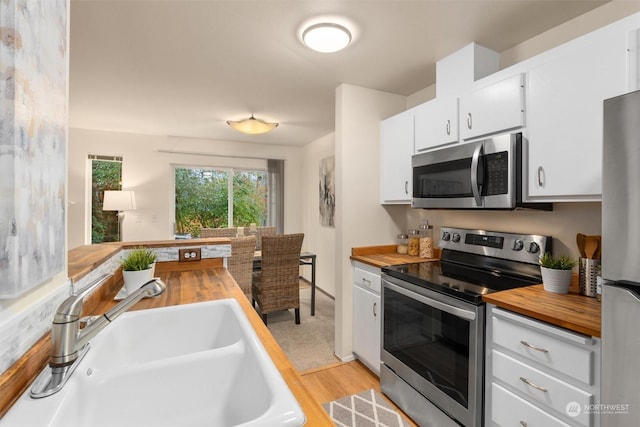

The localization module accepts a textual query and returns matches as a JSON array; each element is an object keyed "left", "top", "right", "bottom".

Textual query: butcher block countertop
[
  {"left": 0, "top": 248, "right": 332, "bottom": 424},
  {"left": 350, "top": 245, "right": 440, "bottom": 267},
  {"left": 483, "top": 284, "right": 601, "bottom": 338}
]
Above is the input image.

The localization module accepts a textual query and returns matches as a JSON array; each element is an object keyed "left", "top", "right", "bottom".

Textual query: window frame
[
  {"left": 172, "top": 164, "right": 269, "bottom": 236},
  {"left": 85, "top": 154, "right": 123, "bottom": 244}
]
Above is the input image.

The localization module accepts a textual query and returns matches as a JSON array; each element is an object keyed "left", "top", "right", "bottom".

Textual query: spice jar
[
  {"left": 396, "top": 234, "right": 409, "bottom": 254},
  {"left": 408, "top": 229, "right": 420, "bottom": 256},
  {"left": 419, "top": 223, "right": 434, "bottom": 258}
]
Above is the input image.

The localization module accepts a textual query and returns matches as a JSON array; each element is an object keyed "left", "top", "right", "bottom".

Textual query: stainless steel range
[{"left": 380, "top": 227, "right": 551, "bottom": 427}]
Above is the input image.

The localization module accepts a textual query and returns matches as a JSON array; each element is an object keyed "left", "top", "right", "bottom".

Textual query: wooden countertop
[
  {"left": 0, "top": 267, "right": 333, "bottom": 425},
  {"left": 483, "top": 284, "right": 601, "bottom": 338},
  {"left": 350, "top": 245, "right": 439, "bottom": 267},
  {"left": 67, "top": 238, "right": 230, "bottom": 283}
]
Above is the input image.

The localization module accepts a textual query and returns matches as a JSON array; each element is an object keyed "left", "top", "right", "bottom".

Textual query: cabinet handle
[
  {"left": 373, "top": 302, "right": 377, "bottom": 317},
  {"left": 537, "top": 166, "right": 544, "bottom": 187},
  {"left": 446, "top": 119, "right": 451, "bottom": 136},
  {"left": 520, "top": 340, "right": 549, "bottom": 353},
  {"left": 404, "top": 180, "right": 408, "bottom": 195},
  {"left": 361, "top": 278, "right": 371, "bottom": 287},
  {"left": 519, "top": 421, "right": 528, "bottom": 427},
  {"left": 466, "top": 113, "right": 472, "bottom": 130},
  {"left": 519, "top": 376, "right": 548, "bottom": 392}
]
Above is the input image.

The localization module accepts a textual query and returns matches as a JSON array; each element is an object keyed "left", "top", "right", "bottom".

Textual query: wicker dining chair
[
  {"left": 249, "top": 226, "right": 276, "bottom": 251},
  {"left": 252, "top": 233, "right": 304, "bottom": 325},
  {"left": 228, "top": 235, "right": 257, "bottom": 300},
  {"left": 200, "top": 227, "right": 236, "bottom": 238}
]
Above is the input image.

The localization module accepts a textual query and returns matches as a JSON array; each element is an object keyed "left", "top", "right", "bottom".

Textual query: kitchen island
[{"left": 0, "top": 242, "right": 333, "bottom": 425}]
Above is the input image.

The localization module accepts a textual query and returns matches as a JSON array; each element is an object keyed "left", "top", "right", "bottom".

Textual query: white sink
[{"left": 1, "top": 299, "right": 306, "bottom": 427}]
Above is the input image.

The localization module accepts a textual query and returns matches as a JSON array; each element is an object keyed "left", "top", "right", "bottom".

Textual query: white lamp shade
[{"left": 103, "top": 190, "right": 136, "bottom": 211}]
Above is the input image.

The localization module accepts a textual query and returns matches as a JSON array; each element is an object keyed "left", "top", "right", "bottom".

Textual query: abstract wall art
[
  {"left": 319, "top": 156, "right": 335, "bottom": 228},
  {"left": 0, "top": 0, "right": 68, "bottom": 297}
]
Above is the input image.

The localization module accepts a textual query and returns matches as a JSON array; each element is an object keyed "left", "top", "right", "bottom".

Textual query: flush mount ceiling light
[
  {"left": 302, "top": 22, "right": 352, "bottom": 53},
  {"left": 226, "top": 115, "right": 279, "bottom": 135}
]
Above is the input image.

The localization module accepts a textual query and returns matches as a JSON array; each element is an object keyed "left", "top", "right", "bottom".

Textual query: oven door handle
[
  {"left": 384, "top": 281, "right": 476, "bottom": 321},
  {"left": 471, "top": 143, "right": 483, "bottom": 207}
]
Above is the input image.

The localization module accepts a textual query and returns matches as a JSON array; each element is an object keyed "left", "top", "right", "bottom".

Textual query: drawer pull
[
  {"left": 520, "top": 340, "right": 549, "bottom": 353},
  {"left": 362, "top": 278, "right": 371, "bottom": 286},
  {"left": 520, "top": 421, "right": 528, "bottom": 427},
  {"left": 519, "top": 376, "right": 548, "bottom": 392}
]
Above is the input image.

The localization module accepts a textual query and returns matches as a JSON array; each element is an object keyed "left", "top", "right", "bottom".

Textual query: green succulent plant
[
  {"left": 539, "top": 252, "right": 577, "bottom": 270},
  {"left": 121, "top": 247, "right": 157, "bottom": 271}
]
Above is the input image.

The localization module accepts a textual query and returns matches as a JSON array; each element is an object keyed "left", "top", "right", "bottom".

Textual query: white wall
[
  {"left": 301, "top": 133, "right": 337, "bottom": 296},
  {"left": 334, "top": 84, "right": 408, "bottom": 360},
  {"left": 68, "top": 129, "right": 304, "bottom": 248}
]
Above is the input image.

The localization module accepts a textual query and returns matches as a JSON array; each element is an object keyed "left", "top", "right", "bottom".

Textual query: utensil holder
[{"left": 579, "top": 258, "right": 600, "bottom": 297}]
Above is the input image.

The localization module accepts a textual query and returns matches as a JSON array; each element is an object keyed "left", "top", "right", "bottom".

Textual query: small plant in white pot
[
  {"left": 539, "top": 252, "right": 577, "bottom": 294},
  {"left": 121, "top": 247, "right": 157, "bottom": 295}
]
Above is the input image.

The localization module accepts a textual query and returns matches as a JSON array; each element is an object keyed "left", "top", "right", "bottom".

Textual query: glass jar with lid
[
  {"left": 408, "top": 229, "right": 420, "bottom": 256},
  {"left": 419, "top": 223, "right": 434, "bottom": 258},
  {"left": 396, "top": 234, "right": 409, "bottom": 254}
]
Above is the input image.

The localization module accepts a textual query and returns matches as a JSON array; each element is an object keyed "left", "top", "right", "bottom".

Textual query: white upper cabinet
[
  {"left": 526, "top": 22, "right": 629, "bottom": 200},
  {"left": 414, "top": 97, "right": 459, "bottom": 152},
  {"left": 380, "top": 110, "right": 414, "bottom": 204},
  {"left": 459, "top": 73, "right": 526, "bottom": 141},
  {"left": 436, "top": 42, "right": 500, "bottom": 98}
]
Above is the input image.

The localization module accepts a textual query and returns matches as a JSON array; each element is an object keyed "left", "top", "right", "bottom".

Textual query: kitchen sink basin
[
  {"left": 1, "top": 299, "right": 305, "bottom": 427},
  {"left": 79, "top": 298, "right": 245, "bottom": 369}
]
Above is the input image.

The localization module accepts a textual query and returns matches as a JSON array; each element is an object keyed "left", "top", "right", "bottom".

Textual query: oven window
[{"left": 383, "top": 287, "right": 470, "bottom": 408}]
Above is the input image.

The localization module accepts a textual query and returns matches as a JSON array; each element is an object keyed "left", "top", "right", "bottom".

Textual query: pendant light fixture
[
  {"left": 226, "top": 115, "right": 279, "bottom": 135},
  {"left": 302, "top": 22, "right": 352, "bottom": 53}
]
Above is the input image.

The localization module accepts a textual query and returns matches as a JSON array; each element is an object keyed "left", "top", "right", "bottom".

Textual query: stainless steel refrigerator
[{"left": 601, "top": 89, "right": 640, "bottom": 427}]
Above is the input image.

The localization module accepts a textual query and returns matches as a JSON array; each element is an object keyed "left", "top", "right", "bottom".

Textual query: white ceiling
[{"left": 69, "top": 0, "right": 609, "bottom": 147}]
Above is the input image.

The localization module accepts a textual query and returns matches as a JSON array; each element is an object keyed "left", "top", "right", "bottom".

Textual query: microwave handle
[{"left": 471, "top": 143, "right": 483, "bottom": 206}]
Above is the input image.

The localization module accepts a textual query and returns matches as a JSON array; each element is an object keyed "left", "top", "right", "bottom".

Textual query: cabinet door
[
  {"left": 414, "top": 97, "right": 459, "bottom": 152},
  {"left": 459, "top": 73, "right": 525, "bottom": 140},
  {"left": 526, "top": 28, "right": 627, "bottom": 200},
  {"left": 380, "top": 111, "right": 414, "bottom": 204},
  {"left": 353, "top": 284, "right": 381, "bottom": 375}
]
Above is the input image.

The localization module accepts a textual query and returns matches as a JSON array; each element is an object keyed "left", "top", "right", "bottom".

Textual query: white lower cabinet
[
  {"left": 352, "top": 261, "right": 382, "bottom": 375},
  {"left": 492, "top": 383, "right": 571, "bottom": 427},
  {"left": 486, "top": 305, "right": 601, "bottom": 427}
]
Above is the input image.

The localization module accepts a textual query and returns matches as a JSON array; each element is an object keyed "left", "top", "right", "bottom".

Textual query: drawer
[
  {"left": 493, "top": 350, "right": 593, "bottom": 426},
  {"left": 492, "top": 313, "right": 595, "bottom": 385},
  {"left": 492, "top": 382, "right": 571, "bottom": 427},
  {"left": 353, "top": 266, "right": 381, "bottom": 294}
]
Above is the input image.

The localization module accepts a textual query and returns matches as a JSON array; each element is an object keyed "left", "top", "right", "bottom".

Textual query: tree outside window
[{"left": 174, "top": 167, "right": 267, "bottom": 237}]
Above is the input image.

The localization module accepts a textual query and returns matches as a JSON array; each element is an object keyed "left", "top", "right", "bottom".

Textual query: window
[
  {"left": 174, "top": 167, "right": 268, "bottom": 237},
  {"left": 89, "top": 155, "right": 122, "bottom": 243}
]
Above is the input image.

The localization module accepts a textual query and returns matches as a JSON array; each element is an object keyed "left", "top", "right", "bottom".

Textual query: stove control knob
[
  {"left": 512, "top": 239, "right": 524, "bottom": 251},
  {"left": 441, "top": 231, "right": 451, "bottom": 241},
  {"left": 452, "top": 233, "right": 461, "bottom": 243},
  {"left": 526, "top": 242, "right": 540, "bottom": 254}
]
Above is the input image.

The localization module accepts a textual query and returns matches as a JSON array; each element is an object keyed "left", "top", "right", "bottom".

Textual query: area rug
[
  {"left": 323, "top": 389, "right": 412, "bottom": 427},
  {"left": 265, "top": 285, "right": 338, "bottom": 372}
]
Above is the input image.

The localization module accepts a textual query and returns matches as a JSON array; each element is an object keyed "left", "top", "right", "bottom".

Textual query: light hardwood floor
[{"left": 300, "top": 360, "right": 418, "bottom": 426}]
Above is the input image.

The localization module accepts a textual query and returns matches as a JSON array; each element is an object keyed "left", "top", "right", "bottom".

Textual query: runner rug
[{"left": 322, "top": 389, "right": 412, "bottom": 427}]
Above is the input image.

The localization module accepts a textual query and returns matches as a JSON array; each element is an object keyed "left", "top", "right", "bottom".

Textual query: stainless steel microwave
[{"left": 412, "top": 132, "right": 552, "bottom": 210}]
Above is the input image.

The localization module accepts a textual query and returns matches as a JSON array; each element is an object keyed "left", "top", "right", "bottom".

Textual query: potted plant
[
  {"left": 121, "top": 247, "right": 157, "bottom": 295},
  {"left": 539, "top": 252, "right": 577, "bottom": 294}
]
